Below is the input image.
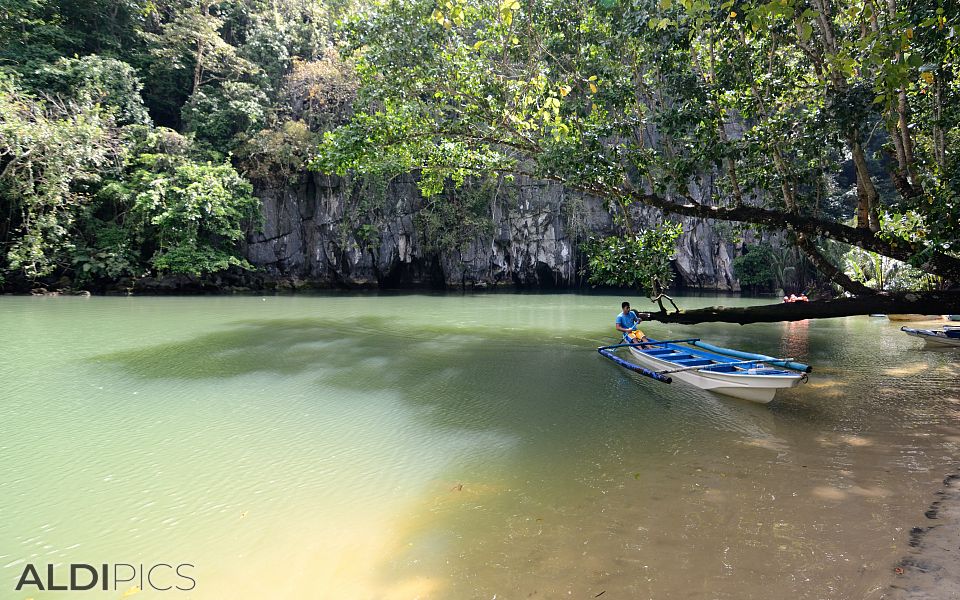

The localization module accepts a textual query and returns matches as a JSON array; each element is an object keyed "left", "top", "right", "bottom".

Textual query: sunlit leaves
[
  {"left": 318, "top": 0, "right": 959, "bottom": 278},
  {"left": 130, "top": 160, "right": 259, "bottom": 276},
  {"left": 499, "top": 0, "right": 519, "bottom": 26},
  {"left": 432, "top": 0, "right": 466, "bottom": 29},
  {"left": 581, "top": 223, "right": 683, "bottom": 293},
  {"left": 0, "top": 75, "right": 120, "bottom": 278}
]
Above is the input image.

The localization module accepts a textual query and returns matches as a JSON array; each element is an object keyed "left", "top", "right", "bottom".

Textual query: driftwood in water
[{"left": 644, "top": 291, "right": 960, "bottom": 325}]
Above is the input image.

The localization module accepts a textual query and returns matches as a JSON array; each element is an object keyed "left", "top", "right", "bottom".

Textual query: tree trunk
[
  {"left": 706, "top": 32, "right": 744, "bottom": 207},
  {"left": 645, "top": 291, "right": 960, "bottom": 325},
  {"left": 793, "top": 233, "right": 877, "bottom": 296},
  {"left": 850, "top": 137, "right": 881, "bottom": 232},
  {"left": 881, "top": 0, "right": 919, "bottom": 196},
  {"left": 933, "top": 73, "right": 946, "bottom": 168},
  {"left": 192, "top": 2, "right": 211, "bottom": 96},
  {"left": 193, "top": 39, "right": 204, "bottom": 95},
  {"left": 809, "top": 1, "right": 882, "bottom": 231},
  {"left": 897, "top": 90, "right": 916, "bottom": 180}
]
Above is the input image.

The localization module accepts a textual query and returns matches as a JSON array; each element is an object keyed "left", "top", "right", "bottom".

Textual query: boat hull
[
  {"left": 902, "top": 327, "right": 960, "bottom": 348},
  {"left": 627, "top": 345, "right": 803, "bottom": 404},
  {"left": 887, "top": 314, "right": 940, "bottom": 321}
]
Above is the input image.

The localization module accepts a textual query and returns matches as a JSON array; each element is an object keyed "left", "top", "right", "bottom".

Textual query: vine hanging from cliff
[{"left": 415, "top": 177, "right": 498, "bottom": 258}]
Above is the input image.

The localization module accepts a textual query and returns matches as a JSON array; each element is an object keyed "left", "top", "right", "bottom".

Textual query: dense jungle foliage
[
  {"left": 1, "top": 0, "right": 958, "bottom": 303},
  {"left": 0, "top": 0, "right": 357, "bottom": 288}
]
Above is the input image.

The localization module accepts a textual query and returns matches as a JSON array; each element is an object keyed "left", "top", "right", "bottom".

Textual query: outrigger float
[{"left": 598, "top": 335, "right": 811, "bottom": 404}]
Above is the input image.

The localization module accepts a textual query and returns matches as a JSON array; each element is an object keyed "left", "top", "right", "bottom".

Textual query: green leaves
[
  {"left": 500, "top": 0, "right": 520, "bottom": 27},
  {"left": 314, "top": 0, "right": 959, "bottom": 286},
  {"left": 181, "top": 81, "right": 270, "bottom": 152},
  {"left": 648, "top": 17, "right": 674, "bottom": 30},
  {"left": 0, "top": 75, "right": 120, "bottom": 279},
  {"left": 129, "top": 160, "right": 259, "bottom": 277},
  {"left": 732, "top": 244, "right": 777, "bottom": 289},
  {"left": 433, "top": 0, "right": 471, "bottom": 29},
  {"left": 581, "top": 224, "right": 683, "bottom": 294},
  {"left": 35, "top": 55, "right": 151, "bottom": 126},
  {"left": 0, "top": 0, "right": 360, "bottom": 288},
  {"left": 842, "top": 245, "right": 937, "bottom": 292}
]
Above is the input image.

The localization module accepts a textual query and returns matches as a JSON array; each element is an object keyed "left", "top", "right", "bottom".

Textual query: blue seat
[{"left": 674, "top": 359, "right": 713, "bottom": 366}]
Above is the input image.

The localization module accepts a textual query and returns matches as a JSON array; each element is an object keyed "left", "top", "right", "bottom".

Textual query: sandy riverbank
[{"left": 889, "top": 470, "right": 960, "bottom": 598}]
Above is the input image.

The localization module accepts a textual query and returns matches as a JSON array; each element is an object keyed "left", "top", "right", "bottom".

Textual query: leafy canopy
[
  {"left": 582, "top": 223, "right": 683, "bottom": 294},
  {"left": 317, "top": 0, "right": 960, "bottom": 286},
  {"left": 732, "top": 244, "right": 777, "bottom": 290}
]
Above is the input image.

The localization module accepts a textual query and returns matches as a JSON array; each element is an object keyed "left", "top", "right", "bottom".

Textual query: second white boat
[{"left": 902, "top": 325, "right": 960, "bottom": 348}]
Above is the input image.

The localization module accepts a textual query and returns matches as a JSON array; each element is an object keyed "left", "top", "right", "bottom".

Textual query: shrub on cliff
[
  {"left": 581, "top": 224, "right": 683, "bottom": 298},
  {"left": 733, "top": 244, "right": 778, "bottom": 292}
]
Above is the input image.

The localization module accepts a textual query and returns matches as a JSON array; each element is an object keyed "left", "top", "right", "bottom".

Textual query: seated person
[{"left": 616, "top": 301, "right": 649, "bottom": 343}]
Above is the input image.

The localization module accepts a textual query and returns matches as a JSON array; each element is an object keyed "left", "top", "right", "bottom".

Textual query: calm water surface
[{"left": 1, "top": 294, "right": 958, "bottom": 599}]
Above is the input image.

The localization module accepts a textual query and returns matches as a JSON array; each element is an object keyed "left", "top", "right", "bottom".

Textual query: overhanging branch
[
  {"left": 350, "top": 134, "right": 960, "bottom": 282},
  {"left": 645, "top": 291, "right": 960, "bottom": 325},
  {"left": 613, "top": 188, "right": 960, "bottom": 283}
]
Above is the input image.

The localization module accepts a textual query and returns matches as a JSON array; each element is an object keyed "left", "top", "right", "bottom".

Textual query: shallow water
[{"left": 1, "top": 293, "right": 958, "bottom": 599}]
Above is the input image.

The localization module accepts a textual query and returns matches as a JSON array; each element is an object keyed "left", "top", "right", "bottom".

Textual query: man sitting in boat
[{"left": 616, "top": 301, "right": 650, "bottom": 343}]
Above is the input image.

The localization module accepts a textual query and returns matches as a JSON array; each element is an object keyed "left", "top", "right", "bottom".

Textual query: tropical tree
[
  {"left": 100, "top": 127, "right": 261, "bottom": 278},
  {"left": 316, "top": 0, "right": 960, "bottom": 321},
  {"left": 732, "top": 244, "right": 777, "bottom": 292},
  {"left": 0, "top": 74, "right": 122, "bottom": 279},
  {"left": 582, "top": 223, "right": 683, "bottom": 309}
]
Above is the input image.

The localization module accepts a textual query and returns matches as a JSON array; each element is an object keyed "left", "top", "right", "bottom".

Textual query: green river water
[{"left": 1, "top": 293, "right": 958, "bottom": 599}]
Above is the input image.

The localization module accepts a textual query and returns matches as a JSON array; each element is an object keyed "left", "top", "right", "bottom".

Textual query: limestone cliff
[{"left": 245, "top": 172, "right": 746, "bottom": 291}]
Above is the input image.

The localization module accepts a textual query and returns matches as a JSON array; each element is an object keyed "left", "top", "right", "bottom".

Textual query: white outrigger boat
[
  {"left": 901, "top": 325, "right": 960, "bottom": 348},
  {"left": 598, "top": 336, "right": 810, "bottom": 404}
]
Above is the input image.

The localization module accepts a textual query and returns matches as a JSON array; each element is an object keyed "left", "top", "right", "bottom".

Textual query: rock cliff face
[{"left": 245, "top": 172, "right": 745, "bottom": 290}]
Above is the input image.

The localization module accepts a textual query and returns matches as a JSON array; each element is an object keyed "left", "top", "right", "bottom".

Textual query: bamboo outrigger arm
[{"left": 597, "top": 347, "right": 673, "bottom": 383}]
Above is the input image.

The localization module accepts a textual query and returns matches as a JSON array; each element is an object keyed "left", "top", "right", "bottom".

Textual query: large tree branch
[
  {"left": 600, "top": 187, "right": 960, "bottom": 283},
  {"left": 645, "top": 291, "right": 960, "bottom": 325},
  {"left": 377, "top": 129, "right": 960, "bottom": 282},
  {"left": 793, "top": 232, "right": 877, "bottom": 296}
]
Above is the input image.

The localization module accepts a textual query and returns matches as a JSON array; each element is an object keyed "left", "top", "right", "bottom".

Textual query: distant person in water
[{"left": 616, "top": 301, "right": 649, "bottom": 343}]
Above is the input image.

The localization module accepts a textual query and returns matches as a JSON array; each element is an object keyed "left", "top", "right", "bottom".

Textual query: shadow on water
[
  {"left": 91, "top": 317, "right": 604, "bottom": 376},
  {"left": 94, "top": 314, "right": 956, "bottom": 471},
  {"left": 90, "top": 318, "right": 660, "bottom": 438},
  {"left": 89, "top": 316, "right": 800, "bottom": 435},
  {"left": 90, "top": 316, "right": 846, "bottom": 443}
]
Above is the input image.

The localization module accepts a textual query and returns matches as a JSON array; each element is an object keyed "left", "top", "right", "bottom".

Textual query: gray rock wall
[{"left": 244, "top": 172, "right": 746, "bottom": 290}]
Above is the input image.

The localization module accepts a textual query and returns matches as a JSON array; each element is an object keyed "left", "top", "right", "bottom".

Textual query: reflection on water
[
  {"left": 1, "top": 294, "right": 958, "bottom": 599},
  {"left": 780, "top": 318, "right": 811, "bottom": 360}
]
